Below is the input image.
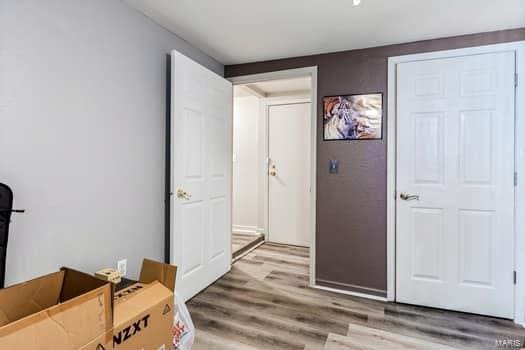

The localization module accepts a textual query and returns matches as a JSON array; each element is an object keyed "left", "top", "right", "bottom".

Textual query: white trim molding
[
  {"left": 312, "top": 284, "right": 388, "bottom": 302},
  {"left": 387, "top": 41, "right": 525, "bottom": 325},
  {"left": 232, "top": 225, "right": 260, "bottom": 235},
  {"left": 229, "top": 66, "right": 318, "bottom": 288}
]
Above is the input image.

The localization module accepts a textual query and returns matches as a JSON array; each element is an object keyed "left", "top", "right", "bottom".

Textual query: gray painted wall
[{"left": 0, "top": 0, "right": 223, "bottom": 285}]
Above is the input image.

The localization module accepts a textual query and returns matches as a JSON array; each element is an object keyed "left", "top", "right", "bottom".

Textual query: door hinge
[
  {"left": 514, "top": 271, "right": 517, "bottom": 285},
  {"left": 515, "top": 172, "right": 518, "bottom": 187},
  {"left": 516, "top": 73, "right": 519, "bottom": 87}
]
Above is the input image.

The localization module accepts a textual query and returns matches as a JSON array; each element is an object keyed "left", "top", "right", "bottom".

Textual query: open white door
[{"left": 170, "top": 50, "right": 232, "bottom": 302}]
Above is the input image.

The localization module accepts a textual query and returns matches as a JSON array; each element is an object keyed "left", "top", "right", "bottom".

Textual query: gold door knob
[{"left": 176, "top": 189, "right": 192, "bottom": 200}]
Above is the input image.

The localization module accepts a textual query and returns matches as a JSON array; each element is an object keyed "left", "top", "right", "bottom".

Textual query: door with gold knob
[
  {"left": 268, "top": 102, "right": 311, "bottom": 247},
  {"left": 170, "top": 50, "right": 233, "bottom": 302}
]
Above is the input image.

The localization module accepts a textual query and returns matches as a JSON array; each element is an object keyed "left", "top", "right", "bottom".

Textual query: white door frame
[
  {"left": 263, "top": 97, "right": 312, "bottom": 245},
  {"left": 387, "top": 41, "right": 525, "bottom": 324},
  {"left": 229, "top": 67, "right": 318, "bottom": 286}
]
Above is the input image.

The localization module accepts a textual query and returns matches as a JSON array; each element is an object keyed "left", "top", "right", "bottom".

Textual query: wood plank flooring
[
  {"left": 232, "top": 233, "right": 264, "bottom": 259},
  {"left": 188, "top": 243, "right": 525, "bottom": 350}
]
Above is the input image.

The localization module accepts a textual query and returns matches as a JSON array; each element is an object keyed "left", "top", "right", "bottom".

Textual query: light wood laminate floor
[
  {"left": 188, "top": 243, "right": 525, "bottom": 350},
  {"left": 232, "top": 233, "right": 264, "bottom": 259}
]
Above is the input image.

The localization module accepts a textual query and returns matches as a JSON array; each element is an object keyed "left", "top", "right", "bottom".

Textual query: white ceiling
[
  {"left": 234, "top": 76, "right": 311, "bottom": 97},
  {"left": 124, "top": 0, "right": 525, "bottom": 65}
]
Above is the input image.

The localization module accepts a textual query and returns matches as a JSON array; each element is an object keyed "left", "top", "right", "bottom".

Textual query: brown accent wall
[{"left": 225, "top": 28, "right": 525, "bottom": 297}]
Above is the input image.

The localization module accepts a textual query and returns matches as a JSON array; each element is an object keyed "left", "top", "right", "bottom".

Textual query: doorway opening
[{"left": 231, "top": 75, "right": 314, "bottom": 263}]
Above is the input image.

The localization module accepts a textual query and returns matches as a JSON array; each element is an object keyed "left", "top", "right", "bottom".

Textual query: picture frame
[{"left": 323, "top": 93, "right": 383, "bottom": 141}]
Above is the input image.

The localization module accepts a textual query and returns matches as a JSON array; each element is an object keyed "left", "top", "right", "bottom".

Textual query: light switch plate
[
  {"left": 117, "top": 259, "right": 127, "bottom": 277},
  {"left": 329, "top": 159, "right": 339, "bottom": 174}
]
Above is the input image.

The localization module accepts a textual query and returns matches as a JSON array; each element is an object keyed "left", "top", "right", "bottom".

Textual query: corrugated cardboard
[
  {"left": 113, "top": 259, "right": 177, "bottom": 350},
  {"left": 0, "top": 267, "right": 113, "bottom": 350},
  {"left": 139, "top": 259, "right": 176, "bottom": 292}
]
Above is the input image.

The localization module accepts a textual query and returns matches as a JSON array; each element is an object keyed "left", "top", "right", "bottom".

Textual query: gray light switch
[{"left": 329, "top": 159, "right": 339, "bottom": 174}]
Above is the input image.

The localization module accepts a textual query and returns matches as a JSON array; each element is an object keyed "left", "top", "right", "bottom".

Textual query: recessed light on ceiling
[{"left": 353, "top": 0, "right": 361, "bottom": 5}]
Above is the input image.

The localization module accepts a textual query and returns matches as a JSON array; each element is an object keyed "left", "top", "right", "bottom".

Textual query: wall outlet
[{"left": 117, "top": 259, "right": 127, "bottom": 277}]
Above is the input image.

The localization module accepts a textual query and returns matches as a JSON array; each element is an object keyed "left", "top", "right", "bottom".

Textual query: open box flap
[
  {"left": 0, "top": 267, "right": 113, "bottom": 349},
  {"left": 0, "top": 271, "right": 64, "bottom": 327},
  {"left": 139, "top": 259, "right": 177, "bottom": 292},
  {"left": 60, "top": 267, "right": 112, "bottom": 302}
]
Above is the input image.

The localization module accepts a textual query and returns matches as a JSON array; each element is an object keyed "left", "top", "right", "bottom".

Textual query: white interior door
[
  {"left": 396, "top": 51, "right": 515, "bottom": 318},
  {"left": 170, "top": 50, "right": 232, "bottom": 302},
  {"left": 268, "top": 102, "right": 311, "bottom": 247}
]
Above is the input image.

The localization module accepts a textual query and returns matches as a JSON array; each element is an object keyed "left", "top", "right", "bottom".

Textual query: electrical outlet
[{"left": 117, "top": 259, "right": 127, "bottom": 277}]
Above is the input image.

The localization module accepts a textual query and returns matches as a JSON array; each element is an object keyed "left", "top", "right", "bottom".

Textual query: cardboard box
[
  {"left": 0, "top": 267, "right": 113, "bottom": 350},
  {"left": 113, "top": 259, "right": 177, "bottom": 350}
]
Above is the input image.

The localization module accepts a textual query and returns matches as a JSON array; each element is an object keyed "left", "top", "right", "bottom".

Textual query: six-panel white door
[
  {"left": 170, "top": 50, "right": 233, "bottom": 302},
  {"left": 396, "top": 52, "right": 515, "bottom": 318},
  {"left": 268, "top": 102, "right": 311, "bottom": 247}
]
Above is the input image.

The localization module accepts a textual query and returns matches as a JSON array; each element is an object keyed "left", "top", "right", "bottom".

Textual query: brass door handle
[
  {"left": 176, "top": 189, "right": 192, "bottom": 200},
  {"left": 269, "top": 163, "right": 277, "bottom": 177},
  {"left": 400, "top": 193, "right": 419, "bottom": 201}
]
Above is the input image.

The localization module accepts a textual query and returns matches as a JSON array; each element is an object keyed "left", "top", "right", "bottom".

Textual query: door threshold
[{"left": 232, "top": 238, "right": 265, "bottom": 263}]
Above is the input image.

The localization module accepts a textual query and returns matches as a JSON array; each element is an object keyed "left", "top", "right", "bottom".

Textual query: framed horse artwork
[{"left": 323, "top": 93, "right": 383, "bottom": 141}]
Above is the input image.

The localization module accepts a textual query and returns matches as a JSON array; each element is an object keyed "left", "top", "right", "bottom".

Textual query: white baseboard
[
  {"left": 310, "top": 284, "right": 388, "bottom": 302},
  {"left": 232, "top": 225, "right": 259, "bottom": 235}
]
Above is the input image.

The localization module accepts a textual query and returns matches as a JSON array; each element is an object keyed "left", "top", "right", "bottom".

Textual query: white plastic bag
[{"left": 173, "top": 293, "right": 195, "bottom": 350}]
